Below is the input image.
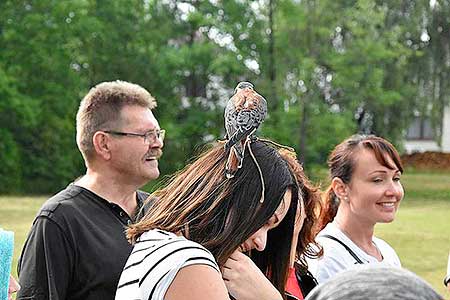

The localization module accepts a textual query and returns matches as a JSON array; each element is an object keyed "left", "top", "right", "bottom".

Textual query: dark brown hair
[
  {"left": 318, "top": 134, "right": 403, "bottom": 231},
  {"left": 128, "top": 140, "right": 296, "bottom": 296},
  {"left": 251, "top": 149, "right": 323, "bottom": 279}
]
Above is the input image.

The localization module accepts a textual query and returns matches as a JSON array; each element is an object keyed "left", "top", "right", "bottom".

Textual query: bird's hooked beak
[{"left": 234, "top": 81, "right": 254, "bottom": 94}]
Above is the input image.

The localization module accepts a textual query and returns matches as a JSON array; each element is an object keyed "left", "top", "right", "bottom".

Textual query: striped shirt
[{"left": 115, "top": 229, "right": 219, "bottom": 300}]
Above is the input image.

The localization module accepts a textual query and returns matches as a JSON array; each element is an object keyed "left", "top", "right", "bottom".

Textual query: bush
[{"left": 0, "top": 129, "right": 22, "bottom": 193}]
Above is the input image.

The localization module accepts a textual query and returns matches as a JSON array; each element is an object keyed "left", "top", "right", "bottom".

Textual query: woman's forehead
[{"left": 353, "top": 148, "right": 398, "bottom": 173}]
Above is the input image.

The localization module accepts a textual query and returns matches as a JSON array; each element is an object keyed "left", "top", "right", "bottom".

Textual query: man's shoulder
[{"left": 38, "top": 185, "right": 85, "bottom": 218}]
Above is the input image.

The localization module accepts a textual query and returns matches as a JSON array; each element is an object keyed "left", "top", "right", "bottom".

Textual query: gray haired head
[{"left": 306, "top": 266, "right": 443, "bottom": 300}]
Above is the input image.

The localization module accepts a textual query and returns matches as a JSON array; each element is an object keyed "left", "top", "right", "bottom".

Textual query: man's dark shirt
[{"left": 17, "top": 184, "right": 149, "bottom": 300}]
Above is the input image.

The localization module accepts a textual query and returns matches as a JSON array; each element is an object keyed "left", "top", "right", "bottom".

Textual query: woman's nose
[
  {"left": 252, "top": 230, "right": 267, "bottom": 251},
  {"left": 385, "top": 180, "right": 404, "bottom": 200}
]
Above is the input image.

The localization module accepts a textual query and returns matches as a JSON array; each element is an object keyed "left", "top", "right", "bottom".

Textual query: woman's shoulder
[
  {"left": 308, "top": 223, "right": 373, "bottom": 283},
  {"left": 306, "top": 249, "right": 351, "bottom": 284},
  {"left": 315, "top": 223, "right": 353, "bottom": 254},
  {"left": 116, "top": 229, "right": 221, "bottom": 300},
  {"left": 164, "top": 264, "right": 229, "bottom": 300},
  {"left": 307, "top": 224, "right": 358, "bottom": 283},
  {"left": 135, "top": 229, "right": 201, "bottom": 249},
  {"left": 316, "top": 222, "right": 340, "bottom": 238},
  {"left": 135, "top": 229, "right": 218, "bottom": 266},
  {"left": 137, "top": 228, "right": 178, "bottom": 242}
]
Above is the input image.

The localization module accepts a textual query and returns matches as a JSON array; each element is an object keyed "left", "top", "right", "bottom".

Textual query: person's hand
[
  {"left": 222, "top": 250, "right": 283, "bottom": 300},
  {"left": 8, "top": 275, "right": 20, "bottom": 300}
]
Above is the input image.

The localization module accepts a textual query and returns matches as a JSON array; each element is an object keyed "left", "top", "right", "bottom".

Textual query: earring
[{"left": 344, "top": 196, "right": 349, "bottom": 202}]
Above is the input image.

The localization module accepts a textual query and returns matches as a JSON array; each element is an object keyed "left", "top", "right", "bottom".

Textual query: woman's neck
[{"left": 333, "top": 211, "right": 382, "bottom": 261}]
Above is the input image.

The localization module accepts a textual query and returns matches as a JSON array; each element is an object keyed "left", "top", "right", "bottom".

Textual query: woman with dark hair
[
  {"left": 307, "top": 134, "right": 404, "bottom": 284},
  {"left": 115, "top": 139, "right": 300, "bottom": 300},
  {"left": 223, "top": 149, "right": 323, "bottom": 300}
]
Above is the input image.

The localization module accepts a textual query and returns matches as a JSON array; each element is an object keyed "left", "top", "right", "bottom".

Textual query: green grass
[
  {"left": 1, "top": 170, "right": 449, "bottom": 298},
  {"left": 0, "top": 196, "right": 47, "bottom": 278}
]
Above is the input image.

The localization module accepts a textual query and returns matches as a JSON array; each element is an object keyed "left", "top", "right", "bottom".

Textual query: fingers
[
  {"left": 222, "top": 257, "right": 242, "bottom": 277},
  {"left": 221, "top": 267, "right": 230, "bottom": 281},
  {"left": 222, "top": 252, "right": 249, "bottom": 281},
  {"left": 222, "top": 256, "right": 238, "bottom": 282},
  {"left": 223, "top": 257, "right": 238, "bottom": 269},
  {"left": 228, "top": 249, "right": 247, "bottom": 261},
  {"left": 222, "top": 262, "right": 243, "bottom": 284},
  {"left": 221, "top": 264, "right": 236, "bottom": 282}
]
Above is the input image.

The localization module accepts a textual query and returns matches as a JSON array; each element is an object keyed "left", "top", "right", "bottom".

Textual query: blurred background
[{"left": 1, "top": 0, "right": 450, "bottom": 194}]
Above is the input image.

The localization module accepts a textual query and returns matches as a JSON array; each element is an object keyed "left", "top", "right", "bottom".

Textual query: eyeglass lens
[{"left": 144, "top": 130, "right": 165, "bottom": 144}]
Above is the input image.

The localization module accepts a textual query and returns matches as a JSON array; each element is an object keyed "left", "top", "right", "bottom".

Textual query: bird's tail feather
[{"left": 225, "top": 147, "right": 240, "bottom": 178}]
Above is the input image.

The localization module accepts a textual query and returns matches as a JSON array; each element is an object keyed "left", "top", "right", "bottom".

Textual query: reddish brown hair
[{"left": 278, "top": 149, "right": 323, "bottom": 265}]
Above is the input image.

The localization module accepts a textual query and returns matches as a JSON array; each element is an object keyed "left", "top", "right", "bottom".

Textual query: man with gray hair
[
  {"left": 17, "top": 81, "right": 164, "bottom": 300},
  {"left": 305, "top": 266, "right": 443, "bottom": 300}
]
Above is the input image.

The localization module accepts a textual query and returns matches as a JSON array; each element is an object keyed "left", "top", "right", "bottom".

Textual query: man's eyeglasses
[{"left": 104, "top": 129, "right": 165, "bottom": 144}]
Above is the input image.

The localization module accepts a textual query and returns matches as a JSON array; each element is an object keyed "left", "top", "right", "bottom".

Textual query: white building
[{"left": 404, "top": 106, "right": 450, "bottom": 153}]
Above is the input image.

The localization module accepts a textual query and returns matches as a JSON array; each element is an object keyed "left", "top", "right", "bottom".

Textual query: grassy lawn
[
  {"left": 1, "top": 170, "right": 449, "bottom": 298},
  {"left": 0, "top": 196, "right": 47, "bottom": 279}
]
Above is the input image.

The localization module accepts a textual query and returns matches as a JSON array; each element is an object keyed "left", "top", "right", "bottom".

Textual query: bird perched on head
[{"left": 224, "top": 81, "right": 267, "bottom": 178}]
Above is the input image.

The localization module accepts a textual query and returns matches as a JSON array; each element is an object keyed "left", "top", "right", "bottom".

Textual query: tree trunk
[
  {"left": 268, "top": 0, "right": 278, "bottom": 118},
  {"left": 299, "top": 98, "right": 308, "bottom": 164}
]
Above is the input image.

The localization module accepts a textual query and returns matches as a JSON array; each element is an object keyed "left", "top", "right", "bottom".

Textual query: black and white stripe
[{"left": 115, "top": 230, "right": 219, "bottom": 300}]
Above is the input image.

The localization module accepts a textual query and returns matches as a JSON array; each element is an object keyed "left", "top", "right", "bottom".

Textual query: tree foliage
[{"left": 0, "top": 0, "right": 447, "bottom": 194}]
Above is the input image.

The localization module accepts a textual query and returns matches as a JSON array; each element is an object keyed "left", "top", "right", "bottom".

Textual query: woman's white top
[
  {"left": 307, "top": 222, "right": 401, "bottom": 284},
  {"left": 447, "top": 252, "right": 450, "bottom": 277},
  {"left": 445, "top": 251, "right": 450, "bottom": 285},
  {"left": 115, "top": 229, "right": 220, "bottom": 300}
]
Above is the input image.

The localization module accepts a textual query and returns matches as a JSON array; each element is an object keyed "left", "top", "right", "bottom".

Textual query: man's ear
[
  {"left": 331, "top": 177, "right": 348, "bottom": 201},
  {"left": 92, "top": 131, "right": 112, "bottom": 161}
]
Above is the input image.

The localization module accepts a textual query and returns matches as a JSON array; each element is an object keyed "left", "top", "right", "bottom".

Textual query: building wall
[
  {"left": 442, "top": 105, "right": 450, "bottom": 153},
  {"left": 404, "top": 105, "right": 450, "bottom": 154},
  {"left": 404, "top": 139, "right": 441, "bottom": 154}
]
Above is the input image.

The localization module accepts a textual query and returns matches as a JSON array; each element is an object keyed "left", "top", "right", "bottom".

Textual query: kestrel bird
[{"left": 224, "top": 81, "right": 267, "bottom": 178}]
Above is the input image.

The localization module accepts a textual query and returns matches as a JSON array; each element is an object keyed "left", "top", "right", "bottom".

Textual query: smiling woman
[{"left": 307, "top": 134, "right": 404, "bottom": 284}]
